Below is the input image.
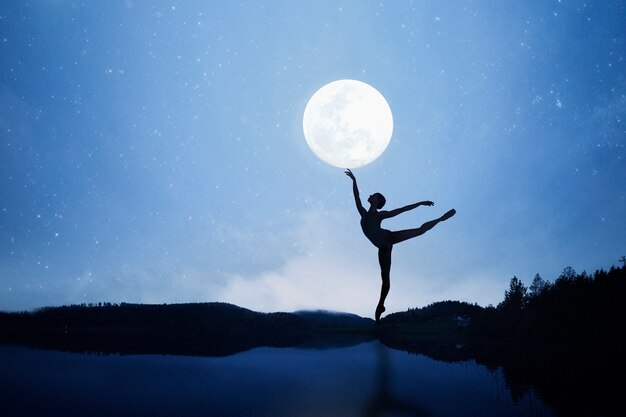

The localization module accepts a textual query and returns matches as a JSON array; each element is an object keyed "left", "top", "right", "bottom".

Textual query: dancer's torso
[{"left": 360, "top": 212, "right": 392, "bottom": 249}]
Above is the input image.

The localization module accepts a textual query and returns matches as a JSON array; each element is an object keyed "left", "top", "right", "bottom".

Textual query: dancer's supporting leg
[{"left": 376, "top": 246, "right": 392, "bottom": 323}]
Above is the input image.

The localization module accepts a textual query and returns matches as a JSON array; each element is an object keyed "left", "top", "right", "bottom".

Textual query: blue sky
[{"left": 1, "top": 1, "right": 624, "bottom": 316}]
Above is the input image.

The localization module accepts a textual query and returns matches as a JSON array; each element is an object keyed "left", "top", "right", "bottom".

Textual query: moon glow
[{"left": 303, "top": 79, "right": 393, "bottom": 168}]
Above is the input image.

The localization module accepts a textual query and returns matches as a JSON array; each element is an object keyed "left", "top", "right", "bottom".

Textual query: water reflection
[
  {"left": 364, "top": 342, "right": 430, "bottom": 416},
  {"left": 0, "top": 341, "right": 557, "bottom": 417}
]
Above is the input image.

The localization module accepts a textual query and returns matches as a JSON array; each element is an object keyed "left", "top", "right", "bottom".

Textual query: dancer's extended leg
[
  {"left": 376, "top": 247, "right": 392, "bottom": 323},
  {"left": 391, "top": 209, "right": 456, "bottom": 244}
]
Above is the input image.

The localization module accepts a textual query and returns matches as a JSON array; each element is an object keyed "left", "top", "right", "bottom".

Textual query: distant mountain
[
  {"left": 294, "top": 310, "right": 374, "bottom": 329},
  {"left": 0, "top": 302, "right": 376, "bottom": 356},
  {"left": 383, "top": 300, "right": 484, "bottom": 323}
]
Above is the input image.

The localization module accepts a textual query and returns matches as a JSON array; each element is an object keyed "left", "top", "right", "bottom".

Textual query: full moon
[{"left": 303, "top": 79, "right": 393, "bottom": 168}]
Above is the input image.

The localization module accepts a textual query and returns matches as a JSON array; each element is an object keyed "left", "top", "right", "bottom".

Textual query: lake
[{"left": 0, "top": 341, "right": 555, "bottom": 417}]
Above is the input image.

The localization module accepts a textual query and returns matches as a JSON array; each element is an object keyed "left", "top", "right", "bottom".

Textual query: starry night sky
[{"left": 1, "top": 1, "right": 624, "bottom": 315}]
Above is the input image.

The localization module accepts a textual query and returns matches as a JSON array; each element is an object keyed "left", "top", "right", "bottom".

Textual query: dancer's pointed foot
[
  {"left": 375, "top": 305, "right": 386, "bottom": 323},
  {"left": 440, "top": 209, "right": 456, "bottom": 221}
]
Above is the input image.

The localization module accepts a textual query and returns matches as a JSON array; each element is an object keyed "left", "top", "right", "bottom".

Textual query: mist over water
[{"left": 0, "top": 341, "right": 555, "bottom": 417}]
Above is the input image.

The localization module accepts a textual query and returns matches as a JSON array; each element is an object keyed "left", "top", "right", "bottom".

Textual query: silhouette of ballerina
[{"left": 345, "top": 169, "right": 456, "bottom": 323}]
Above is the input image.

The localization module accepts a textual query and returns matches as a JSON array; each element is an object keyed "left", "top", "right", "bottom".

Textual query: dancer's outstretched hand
[
  {"left": 345, "top": 169, "right": 356, "bottom": 181},
  {"left": 421, "top": 201, "right": 434, "bottom": 206}
]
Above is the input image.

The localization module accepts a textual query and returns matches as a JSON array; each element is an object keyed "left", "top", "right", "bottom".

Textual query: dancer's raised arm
[
  {"left": 381, "top": 200, "right": 434, "bottom": 219},
  {"left": 345, "top": 169, "right": 366, "bottom": 216}
]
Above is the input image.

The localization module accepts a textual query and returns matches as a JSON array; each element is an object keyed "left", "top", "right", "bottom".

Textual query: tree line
[{"left": 469, "top": 263, "right": 624, "bottom": 348}]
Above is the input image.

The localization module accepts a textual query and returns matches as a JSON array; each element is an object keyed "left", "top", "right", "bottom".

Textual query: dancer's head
[{"left": 368, "top": 193, "right": 386, "bottom": 209}]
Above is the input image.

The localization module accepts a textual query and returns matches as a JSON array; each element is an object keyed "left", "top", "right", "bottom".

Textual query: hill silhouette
[
  {"left": 0, "top": 302, "right": 375, "bottom": 356},
  {"left": 1, "top": 263, "right": 624, "bottom": 417},
  {"left": 1, "top": 263, "right": 623, "bottom": 358},
  {"left": 0, "top": 266, "right": 626, "bottom": 416},
  {"left": 377, "top": 263, "right": 625, "bottom": 417}
]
